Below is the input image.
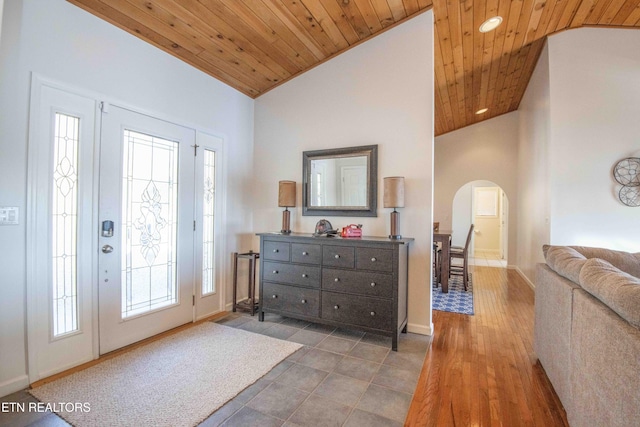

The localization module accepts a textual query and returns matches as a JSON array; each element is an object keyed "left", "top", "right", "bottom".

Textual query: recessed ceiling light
[
  {"left": 479, "top": 16, "right": 503, "bottom": 33},
  {"left": 475, "top": 108, "right": 489, "bottom": 115}
]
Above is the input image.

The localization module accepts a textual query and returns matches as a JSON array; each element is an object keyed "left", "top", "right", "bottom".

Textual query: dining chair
[
  {"left": 449, "top": 224, "right": 474, "bottom": 291},
  {"left": 433, "top": 243, "right": 441, "bottom": 287}
]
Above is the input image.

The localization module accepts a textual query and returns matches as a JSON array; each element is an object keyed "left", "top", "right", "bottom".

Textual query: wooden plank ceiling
[{"left": 69, "top": 0, "right": 640, "bottom": 136}]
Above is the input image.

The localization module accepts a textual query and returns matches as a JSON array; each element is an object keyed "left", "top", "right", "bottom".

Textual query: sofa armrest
[{"left": 534, "top": 263, "right": 581, "bottom": 411}]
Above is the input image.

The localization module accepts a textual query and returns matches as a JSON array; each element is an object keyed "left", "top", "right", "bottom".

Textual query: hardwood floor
[{"left": 405, "top": 266, "right": 569, "bottom": 427}]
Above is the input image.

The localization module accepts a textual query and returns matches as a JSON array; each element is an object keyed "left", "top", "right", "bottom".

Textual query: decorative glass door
[
  {"left": 29, "top": 82, "right": 225, "bottom": 378},
  {"left": 193, "top": 133, "right": 224, "bottom": 319},
  {"left": 98, "top": 106, "right": 195, "bottom": 354},
  {"left": 120, "top": 129, "right": 179, "bottom": 318},
  {"left": 27, "top": 82, "right": 97, "bottom": 381}
]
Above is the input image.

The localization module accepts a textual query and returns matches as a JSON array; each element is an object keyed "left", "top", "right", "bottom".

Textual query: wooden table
[{"left": 434, "top": 230, "right": 452, "bottom": 293}]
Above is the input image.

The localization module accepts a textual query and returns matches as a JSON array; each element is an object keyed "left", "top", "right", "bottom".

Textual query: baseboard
[
  {"left": 514, "top": 267, "right": 536, "bottom": 290},
  {"left": 407, "top": 322, "right": 433, "bottom": 336},
  {"left": 0, "top": 374, "right": 29, "bottom": 398},
  {"left": 195, "top": 309, "right": 227, "bottom": 322}
]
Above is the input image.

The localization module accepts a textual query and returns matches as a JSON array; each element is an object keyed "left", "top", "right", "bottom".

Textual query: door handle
[{"left": 102, "top": 245, "right": 114, "bottom": 254}]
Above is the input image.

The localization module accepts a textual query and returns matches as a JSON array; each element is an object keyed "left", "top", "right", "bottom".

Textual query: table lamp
[
  {"left": 278, "top": 180, "right": 296, "bottom": 234},
  {"left": 383, "top": 177, "right": 404, "bottom": 239}
]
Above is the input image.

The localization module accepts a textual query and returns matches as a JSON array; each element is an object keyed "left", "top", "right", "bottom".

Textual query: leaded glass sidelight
[
  {"left": 121, "top": 130, "right": 178, "bottom": 318},
  {"left": 52, "top": 113, "right": 80, "bottom": 337},
  {"left": 202, "top": 150, "right": 216, "bottom": 295}
]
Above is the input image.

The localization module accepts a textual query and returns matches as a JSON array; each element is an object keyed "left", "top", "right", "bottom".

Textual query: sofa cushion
[
  {"left": 569, "top": 246, "right": 640, "bottom": 279},
  {"left": 579, "top": 258, "right": 640, "bottom": 329},
  {"left": 543, "top": 245, "right": 587, "bottom": 283}
]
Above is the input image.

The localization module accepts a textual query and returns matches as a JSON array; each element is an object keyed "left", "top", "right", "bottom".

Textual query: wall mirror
[{"left": 302, "top": 145, "right": 377, "bottom": 217}]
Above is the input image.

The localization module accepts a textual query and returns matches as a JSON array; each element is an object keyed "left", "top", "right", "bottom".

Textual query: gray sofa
[{"left": 534, "top": 245, "right": 640, "bottom": 427}]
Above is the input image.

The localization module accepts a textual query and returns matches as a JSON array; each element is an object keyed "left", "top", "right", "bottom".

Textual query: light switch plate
[{"left": 0, "top": 207, "right": 19, "bottom": 225}]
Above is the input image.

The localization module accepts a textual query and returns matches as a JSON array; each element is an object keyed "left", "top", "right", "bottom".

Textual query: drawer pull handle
[
  {"left": 370, "top": 282, "right": 376, "bottom": 287},
  {"left": 334, "top": 254, "right": 340, "bottom": 259},
  {"left": 272, "top": 270, "right": 278, "bottom": 274},
  {"left": 370, "top": 311, "right": 376, "bottom": 316},
  {"left": 301, "top": 299, "right": 307, "bottom": 304},
  {"left": 371, "top": 257, "right": 377, "bottom": 262},
  {"left": 334, "top": 278, "right": 340, "bottom": 282},
  {"left": 273, "top": 249, "right": 279, "bottom": 253},
  {"left": 302, "top": 273, "right": 308, "bottom": 278},
  {"left": 302, "top": 251, "right": 308, "bottom": 256},
  {"left": 334, "top": 305, "right": 340, "bottom": 310},
  {"left": 272, "top": 294, "right": 278, "bottom": 299}
]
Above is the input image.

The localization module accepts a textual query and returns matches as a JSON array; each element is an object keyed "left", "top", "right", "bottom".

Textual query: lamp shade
[
  {"left": 278, "top": 181, "right": 296, "bottom": 207},
  {"left": 383, "top": 177, "right": 405, "bottom": 208}
]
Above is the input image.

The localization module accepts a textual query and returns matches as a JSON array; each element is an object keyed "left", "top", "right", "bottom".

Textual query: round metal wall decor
[
  {"left": 619, "top": 186, "right": 640, "bottom": 207},
  {"left": 613, "top": 157, "right": 640, "bottom": 207}
]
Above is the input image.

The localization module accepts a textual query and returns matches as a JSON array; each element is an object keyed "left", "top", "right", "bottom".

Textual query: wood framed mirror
[{"left": 302, "top": 145, "right": 378, "bottom": 217}]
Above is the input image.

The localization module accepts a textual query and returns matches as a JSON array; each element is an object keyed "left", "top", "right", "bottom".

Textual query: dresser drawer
[
  {"left": 262, "top": 283, "right": 319, "bottom": 317},
  {"left": 356, "top": 247, "right": 393, "bottom": 272},
  {"left": 263, "top": 241, "right": 290, "bottom": 262},
  {"left": 291, "top": 243, "right": 321, "bottom": 265},
  {"left": 322, "top": 268, "right": 393, "bottom": 298},
  {"left": 321, "top": 292, "right": 392, "bottom": 331},
  {"left": 263, "top": 261, "right": 320, "bottom": 288},
  {"left": 323, "top": 245, "right": 355, "bottom": 268}
]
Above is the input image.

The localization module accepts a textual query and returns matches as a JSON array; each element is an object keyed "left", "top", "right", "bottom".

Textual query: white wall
[
  {"left": 0, "top": 0, "right": 254, "bottom": 397},
  {"left": 434, "top": 112, "right": 519, "bottom": 265},
  {"left": 254, "top": 12, "right": 435, "bottom": 335},
  {"left": 547, "top": 28, "right": 640, "bottom": 252},
  {"left": 517, "top": 28, "right": 640, "bottom": 286},
  {"left": 452, "top": 184, "right": 473, "bottom": 247},
  {"left": 517, "top": 43, "right": 551, "bottom": 283}
]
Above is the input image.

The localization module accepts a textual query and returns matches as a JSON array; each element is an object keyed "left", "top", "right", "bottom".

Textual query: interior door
[
  {"left": 98, "top": 105, "right": 195, "bottom": 354},
  {"left": 340, "top": 165, "right": 366, "bottom": 206},
  {"left": 473, "top": 187, "right": 500, "bottom": 254}
]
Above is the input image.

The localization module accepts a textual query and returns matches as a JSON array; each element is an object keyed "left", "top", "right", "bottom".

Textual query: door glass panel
[
  {"left": 52, "top": 113, "right": 80, "bottom": 337},
  {"left": 202, "top": 150, "right": 216, "bottom": 295},
  {"left": 121, "top": 130, "right": 179, "bottom": 318}
]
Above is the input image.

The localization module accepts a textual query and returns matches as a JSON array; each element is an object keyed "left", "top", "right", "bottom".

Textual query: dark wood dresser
[{"left": 257, "top": 232, "right": 413, "bottom": 350}]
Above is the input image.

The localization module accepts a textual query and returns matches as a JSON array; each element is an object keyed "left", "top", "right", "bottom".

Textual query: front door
[
  {"left": 28, "top": 82, "right": 225, "bottom": 377},
  {"left": 98, "top": 105, "right": 195, "bottom": 354}
]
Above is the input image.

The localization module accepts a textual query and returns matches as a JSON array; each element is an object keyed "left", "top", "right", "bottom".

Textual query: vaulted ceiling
[{"left": 69, "top": 0, "right": 640, "bottom": 136}]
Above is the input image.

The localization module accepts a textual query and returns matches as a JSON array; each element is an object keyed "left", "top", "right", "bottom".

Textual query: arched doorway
[{"left": 452, "top": 180, "right": 508, "bottom": 266}]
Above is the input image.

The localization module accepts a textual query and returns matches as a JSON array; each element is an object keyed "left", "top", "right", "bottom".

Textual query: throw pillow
[
  {"left": 543, "top": 245, "right": 587, "bottom": 284},
  {"left": 579, "top": 258, "right": 640, "bottom": 329}
]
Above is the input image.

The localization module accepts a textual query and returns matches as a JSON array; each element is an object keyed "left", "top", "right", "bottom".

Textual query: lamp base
[
  {"left": 281, "top": 208, "right": 291, "bottom": 234},
  {"left": 389, "top": 209, "right": 401, "bottom": 240}
]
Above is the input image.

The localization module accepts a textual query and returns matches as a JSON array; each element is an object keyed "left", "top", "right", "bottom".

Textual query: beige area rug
[{"left": 29, "top": 322, "right": 301, "bottom": 427}]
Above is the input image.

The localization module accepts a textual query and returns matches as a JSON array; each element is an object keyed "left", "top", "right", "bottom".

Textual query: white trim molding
[
  {"left": 514, "top": 266, "right": 536, "bottom": 290},
  {"left": 407, "top": 322, "right": 434, "bottom": 336},
  {"left": 0, "top": 375, "right": 29, "bottom": 398}
]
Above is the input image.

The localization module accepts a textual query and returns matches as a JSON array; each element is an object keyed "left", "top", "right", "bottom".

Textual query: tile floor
[
  {"left": 0, "top": 312, "right": 429, "bottom": 427},
  {"left": 471, "top": 249, "right": 507, "bottom": 268}
]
